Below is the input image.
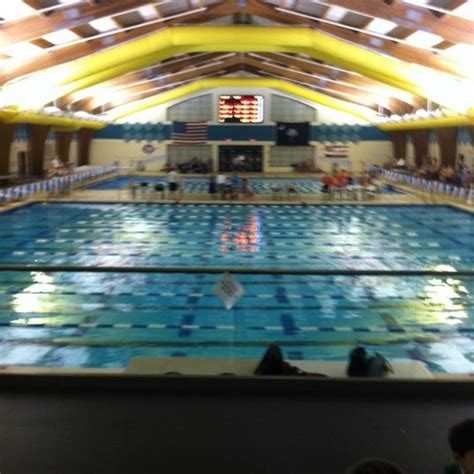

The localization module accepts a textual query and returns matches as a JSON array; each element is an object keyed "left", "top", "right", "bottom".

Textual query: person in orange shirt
[{"left": 321, "top": 173, "right": 334, "bottom": 193}]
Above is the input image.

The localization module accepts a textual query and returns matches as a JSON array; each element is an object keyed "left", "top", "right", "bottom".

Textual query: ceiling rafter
[
  {"left": 97, "top": 55, "right": 403, "bottom": 116},
  {"left": 310, "top": 0, "right": 474, "bottom": 45},
  {"left": 90, "top": 54, "right": 242, "bottom": 113},
  {"left": 0, "top": 1, "right": 232, "bottom": 85},
  {"left": 256, "top": 52, "right": 426, "bottom": 109},
  {"left": 243, "top": 55, "right": 409, "bottom": 114},
  {"left": 254, "top": 68, "right": 381, "bottom": 111},
  {"left": 249, "top": 0, "right": 468, "bottom": 78},
  {"left": 0, "top": 0, "right": 156, "bottom": 47},
  {"left": 65, "top": 49, "right": 421, "bottom": 115},
  {"left": 61, "top": 53, "right": 225, "bottom": 108},
  {"left": 104, "top": 61, "right": 379, "bottom": 119}
]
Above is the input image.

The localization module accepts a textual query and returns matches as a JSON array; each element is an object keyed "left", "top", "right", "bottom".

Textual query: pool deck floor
[{"left": 1, "top": 172, "right": 473, "bottom": 212}]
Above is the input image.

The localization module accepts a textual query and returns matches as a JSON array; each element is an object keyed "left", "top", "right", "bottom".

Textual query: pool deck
[{"left": 1, "top": 172, "right": 473, "bottom": 213}]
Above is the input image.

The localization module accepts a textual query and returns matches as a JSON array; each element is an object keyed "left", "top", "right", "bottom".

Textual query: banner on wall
[{"left": 276, "top": 122, "right": 309, "bottom": 146}]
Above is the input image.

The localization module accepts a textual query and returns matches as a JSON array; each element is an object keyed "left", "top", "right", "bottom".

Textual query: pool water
[
  {"left": 1, "top": 203, "right": 470, "bottom": 270},
  {"left": 0, "top": 203, "right": 472, "bottom": 372},
  {"left": 87, "top": 176, "right": 402, "bottom": 195}
]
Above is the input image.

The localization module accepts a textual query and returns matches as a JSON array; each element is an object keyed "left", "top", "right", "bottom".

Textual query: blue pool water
[
  {"left": 0, "top": 203, "right": 472, "bottom": 372},
  {"left": 87, "top": 176, "right": 402, "bottom": 194}
]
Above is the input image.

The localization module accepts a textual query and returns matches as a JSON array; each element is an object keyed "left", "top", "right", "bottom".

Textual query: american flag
[{"left": 172, "top": 121, "right": 208, "bottom": 144}]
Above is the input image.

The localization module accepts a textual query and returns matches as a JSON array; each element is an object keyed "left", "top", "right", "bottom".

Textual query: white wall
[
  {"left": 9, "top": 140, "right": 28, "bottom": 174},
  {"left": 118, "top": 87, "right": 368, "bottom": 125},
  {"left": 314, "top": 141, "right": 392, "bottom": 173},
  {"left": 90, "top": 138, "right": 391, "bottom": 174},
  {"left": 94, "top": 87, "right": 388, "bottom": 173},
  {"left": 457, "top": 141, "right": 473, "bottom": 170},
  {"left": 90, "top": 139, "right": 167, "bottom": 171},
  {"left": 406, "top": 136, "right": 416, "bottom": 168}
]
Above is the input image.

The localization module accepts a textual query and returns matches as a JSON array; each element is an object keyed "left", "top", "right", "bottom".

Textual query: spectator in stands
[
  {"left": 208, "top": 174, "right": 216, "bottom": 199},
  {"left": 242, "top": 177, "right": 253, "bottom": 199},
  {"left": 345, "top": 458, "right": 405, "bottom": 474},
  {"left": 50, "top": 156, "right": 64, "bottom": 177},
  {"left": 230, "top": 172, "right": 240, "bottom": 199},
  {"left": 463, "top": 169, "right": 472, "bottom": 190},
  {"left": 395, "top": 157, "right": 406, "bottom": 169},
  {"left": 440, "top": 165, "right": 455, "bottom": 184},
  {"left": 128, "top": 179, "right": 138, "bottom": 199},
  {"left": 335, "top": 169, "right": 349, "bottom": 188},
  {"left": 321, "top": 173, "right": 335, "bottom": 194},
  {"left": 216, "top": 173, "right": 227, "bottom": 199},
  {"left": 448, "top": 419, "right": 474, "bottom": 474},
  {"left": 167, "top": 167, "right": 179, "bottom": 198}
]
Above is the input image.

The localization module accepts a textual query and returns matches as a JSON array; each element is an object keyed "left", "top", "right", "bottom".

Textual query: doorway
[
  {"left": 17, "top": 151, "right": 28, "bottom": 177},
  {"left": 218, "top": 145, "right": 263, "bottom": 172}
]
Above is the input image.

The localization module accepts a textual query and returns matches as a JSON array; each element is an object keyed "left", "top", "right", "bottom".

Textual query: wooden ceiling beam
[
  {"left": 90, "top": 57, "right": 239, "bottom": 113},
  {"left": 248, "top": 1, "right": 467, "bottom": 78},
  {"left": 254, "top": 68, "right": 381, "bottom": 112},
  {"left": 243, "top": 55, "right": 407, "bottom": 114},
  {"left": 0, "top": 1, "right": 230, "bottom": 86},
  {"left": 101, "top": 58, "right": 384, "bottom": 116},
  {"left": 258, "top": 52, "right": 426, "bottom": 109},
  {"left": 0, "top": 0, "right": 156, "bottom": 47},
  {"left": 314, "top": 0, "right": 473, "bottom": 45},
  {"left": 61, "top": 53, "right": 225, "bottom": 109}
]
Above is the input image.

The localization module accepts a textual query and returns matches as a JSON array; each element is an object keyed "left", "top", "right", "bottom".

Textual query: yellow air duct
[
  {"left": 2, "top": 26, "right": 473, "bottom": 115},
  {"left": 0, "top": 108, "right": 105, "bottom": 130},
  {"left": 108, "top": 77, "right": 376, "bottom": 122},
  {"left": 379, "top": 115, "right": 474, "bottom": 130}
]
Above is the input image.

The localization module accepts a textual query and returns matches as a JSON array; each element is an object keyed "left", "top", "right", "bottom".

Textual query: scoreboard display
[{"left": 218, "top": 95, "right": 264, "bottom": 123}]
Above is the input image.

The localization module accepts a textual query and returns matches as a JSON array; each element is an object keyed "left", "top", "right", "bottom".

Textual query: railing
[
  {"left": 365, "top": 164, "right": 473, "bottom": 202},
  {"left": 0, "top": 165, "right": 119, "bottom": 205}
]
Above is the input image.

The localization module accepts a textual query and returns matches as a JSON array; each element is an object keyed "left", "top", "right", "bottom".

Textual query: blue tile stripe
[{"left": 0, "top": 321, "right": 472, "bottom": 333}]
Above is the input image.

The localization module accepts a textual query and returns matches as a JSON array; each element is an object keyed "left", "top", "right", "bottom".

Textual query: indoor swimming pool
[
  {"left": 86, "top": 176, "right": 403, "bottom": 195},
  {"left": 0, "top": 203, "right": 472, "bottom": 371}
]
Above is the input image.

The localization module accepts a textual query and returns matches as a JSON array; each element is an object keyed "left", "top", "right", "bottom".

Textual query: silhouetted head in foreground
[
  {"left": 448, "top": 419, "right": 474, "bottom": 474},
  {"left": 345, "top": 458, "right": 404, "bottom": 474}
]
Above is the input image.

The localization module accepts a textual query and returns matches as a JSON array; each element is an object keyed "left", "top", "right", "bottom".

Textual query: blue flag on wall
[{"left": 276, "top": 122, "right": 309, "bottom": 146}]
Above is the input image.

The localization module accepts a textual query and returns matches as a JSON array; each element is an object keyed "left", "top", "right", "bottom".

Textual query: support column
[
  {"left": 0, "top": 123, "right": 16, "bottom": 176},
  {"left": 77, "top": 128, "right": 95, "bottom": 166},
  {"left": 435, "top": 127, "right": 458, "bottom": 167},
  {"left": 411, "top": 129, "right": 429, "bottom": 168},
  {"left": 387, "top": 131, "right": 406, "bottom": 160},
  {"left": 467, "top": 126, "right": 474, "bottom": 143},
  {"left": 56, "top": 131, "right": 74, "bottom": 164},
  {"left": 27, "top": 124, "right": 50, "bottom": 178}
]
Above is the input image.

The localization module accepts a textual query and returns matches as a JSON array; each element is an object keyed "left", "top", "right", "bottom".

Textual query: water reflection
[
  {"left": 219, "top": 212, "right": 262, "bottom": 253},
  {"left": 12, "top": 272, "right": 56, "bottom": 313}
]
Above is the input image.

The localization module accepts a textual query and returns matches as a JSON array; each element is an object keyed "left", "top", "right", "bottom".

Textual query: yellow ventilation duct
[
  {"left": 379, "top": 115, "right": 474, "bottom": 130},
  {"left": 1, "top": 26, "right": 472, "bottom": 116},
  {"left": 0, "top": 108, "right": 106, "bottom": 130}
]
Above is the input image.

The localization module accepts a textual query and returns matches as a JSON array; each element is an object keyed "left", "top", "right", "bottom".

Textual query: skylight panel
[
  {"left": 451, "top": 0, "right": 474, "bottom": 21},
  {"left": 405, "top": 31, "right": 443, "bottom": 48},
  {"left": 444, "top": 43, "right": 474, "bottom": 60},
  {"left": 42, "top": 29, "right": 80, "bottom": 45},
  {"left": 366, "top": 18, "right": 397, "bottom": 34},
  {"left": 138, "top": 4, "right": 159, "bottom": 20},
  {"left": 324, "top": 6, "right": 347, "bottom": 22},
  {"left": 1, "top": 42, "right": 44, "bottom": 59},
  {"left": 401, "top": 0, "right": 429, "bottom": 5},
  {"left": 0, "top": 1, "right": 37, "bottom": 21},
  {"left": 89, "top": 17, "right": 119, "bottom": 33}
]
